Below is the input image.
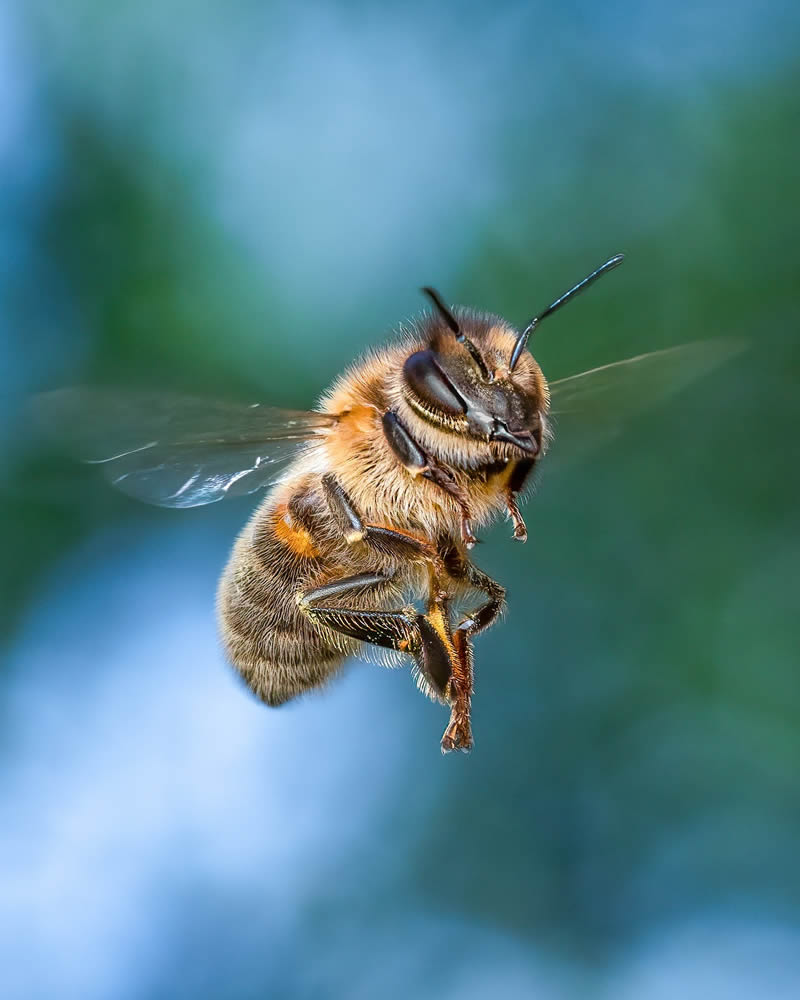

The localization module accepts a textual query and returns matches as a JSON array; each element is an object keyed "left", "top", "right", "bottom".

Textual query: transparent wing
[
  {"left": 32, "top": 387, "right": 335, "bottom": 507},
  {"left": 546, "top": 339, "right": 745, "bottom": 457}
]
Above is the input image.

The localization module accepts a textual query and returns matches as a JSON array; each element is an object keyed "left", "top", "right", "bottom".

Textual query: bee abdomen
[{"left": 217, "top": 484, "right": 356, "bottom": 706}]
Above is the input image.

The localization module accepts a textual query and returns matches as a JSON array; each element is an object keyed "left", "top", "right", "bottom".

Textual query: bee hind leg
[
  {"left": 299, "top": 572, "right": 464, "bottom": 726},
  {"left": 298, "top": 571, "right": 421, "bottom": 655}
]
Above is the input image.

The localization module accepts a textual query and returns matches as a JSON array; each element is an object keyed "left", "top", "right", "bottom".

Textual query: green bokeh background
[{"left": 2, "top": 2, "right": 799, "bottom": 997}]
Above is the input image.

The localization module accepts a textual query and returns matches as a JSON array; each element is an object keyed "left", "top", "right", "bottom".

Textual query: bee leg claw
[
  {"left": 505, "top": 492, "right": 527, "bottom": 542},
  {"left": 461, "top": 516, "right": 479, "bottom": 548},
  {"left": 441, "top": 713, "right": 473, "bottom": 753}
]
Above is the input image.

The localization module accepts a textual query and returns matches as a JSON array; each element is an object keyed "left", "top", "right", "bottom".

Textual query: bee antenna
[
  {"left": 421, "top": 286, "right": 461, "bottom": 336},
  {"left": 509, "top": 254, "right": 625, "bottom": 371},
  {"left": 421, "top": 286, "right": 491, "bottom": 379}
]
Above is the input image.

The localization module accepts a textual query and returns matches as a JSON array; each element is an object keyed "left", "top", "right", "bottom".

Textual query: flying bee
[{"left": 35, "top": 255, "right": 741, "bottom": 752}]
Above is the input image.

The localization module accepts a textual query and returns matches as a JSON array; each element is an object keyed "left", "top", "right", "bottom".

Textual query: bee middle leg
[
  {"left": 321, "top": 472, "right": 447, "bottom": 577},
  {"left": 298, "top": 571, "right": 459, "bottom": 707},
  {"left": 382, "top": 411, "right": 478, "bottom": 548}
]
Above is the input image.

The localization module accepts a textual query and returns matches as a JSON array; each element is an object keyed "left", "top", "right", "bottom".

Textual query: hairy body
[
  {"left": 218, "top": 320, "right": 549, "bottom": 730},
  {"left": 37, "top": 254, "right": 643, "bottom": 752}
]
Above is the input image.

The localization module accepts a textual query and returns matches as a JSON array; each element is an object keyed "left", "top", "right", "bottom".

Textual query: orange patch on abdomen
[{"left": 273, "top": 504, "right": 320, "bottom": 559}]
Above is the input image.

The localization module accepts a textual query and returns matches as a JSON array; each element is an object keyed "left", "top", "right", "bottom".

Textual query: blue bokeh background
[{"left": 2, "top": 2, "right": 799, "bottom": 997}]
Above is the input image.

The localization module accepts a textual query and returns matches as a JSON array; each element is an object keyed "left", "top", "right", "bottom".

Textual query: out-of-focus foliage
[{"left": 1, "top": 2, "right": 799, "bottom": 998}]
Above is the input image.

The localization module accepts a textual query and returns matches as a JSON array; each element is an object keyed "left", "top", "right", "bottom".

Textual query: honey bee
[{"left": 36, "top": 255, "right": 740, "bottom": 752}]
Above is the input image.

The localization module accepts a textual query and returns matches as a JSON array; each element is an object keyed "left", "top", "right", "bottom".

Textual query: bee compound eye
[{"left": 402, "top": 350, "right": 468, "bottom": 416}]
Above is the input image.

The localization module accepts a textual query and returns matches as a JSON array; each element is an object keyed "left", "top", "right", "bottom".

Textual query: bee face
[{"left": 401, "top": 313, "right": 546, "bottom": 457}]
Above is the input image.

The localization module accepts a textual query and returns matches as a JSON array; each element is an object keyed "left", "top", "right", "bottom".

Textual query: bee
[{"left": 35, "top": 255, "right": 739, "bottom": 752}]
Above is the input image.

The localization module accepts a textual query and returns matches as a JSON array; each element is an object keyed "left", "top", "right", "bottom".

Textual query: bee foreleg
[
  {"left": 505, "top": 458, "right": 536, "bottom": 543},
  {"left": 381, "top": 411, "right": 478, "bottom": 548}
]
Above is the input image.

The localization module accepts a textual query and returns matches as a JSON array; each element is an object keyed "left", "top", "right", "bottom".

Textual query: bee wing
[
  {"left": 546, "top": 339, "right": 745, "bottom": 457},
  {"left": 32, "top": 387, "right": 335, "bottom": 507}
]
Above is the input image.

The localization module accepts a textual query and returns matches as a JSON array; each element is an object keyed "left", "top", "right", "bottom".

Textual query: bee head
[
  {"left": 401, "top": 288, "right": 546, "bottom": 457},
  {"left": 403, "top": 257, "right": 625, "bottom": 456}
]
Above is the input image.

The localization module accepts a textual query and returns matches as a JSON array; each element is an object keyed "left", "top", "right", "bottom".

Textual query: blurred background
[{"left": 2, "top": 1, "right": 799, "bottom": 997}]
